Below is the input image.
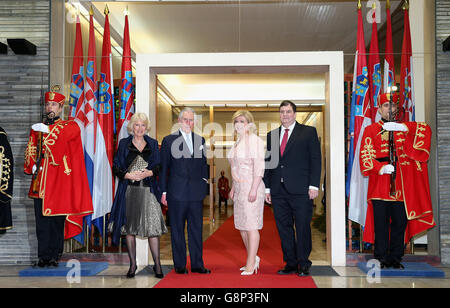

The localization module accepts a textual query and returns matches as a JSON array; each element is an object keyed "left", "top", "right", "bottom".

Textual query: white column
[
  {"left": 325, "top": 54, "right": 346, "bottom": 267},
  {"left": 409, "top": 0, "right": 426, "bottom": 122}
]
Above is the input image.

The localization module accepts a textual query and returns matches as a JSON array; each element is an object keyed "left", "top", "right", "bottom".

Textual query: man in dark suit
[
  {"left": 160, "top": 108, "right": 211, "bottom": 274},
  {"left": 263, "top": 100, "right": 322, "bottom": 276}
]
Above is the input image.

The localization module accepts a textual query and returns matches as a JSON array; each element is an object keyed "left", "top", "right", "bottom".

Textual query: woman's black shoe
[
  {"left": 153, "top": 265, "right": 164, "bottom": 279},
  {"left": 126, "top": 266, "right": 137, "bottom": 278}
]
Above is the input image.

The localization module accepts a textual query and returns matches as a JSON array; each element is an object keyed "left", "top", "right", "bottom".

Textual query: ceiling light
[
  {"left": 226, "top": 104, "right": 246, "bottom": 107},
  {"left": 157, "top": 88, "right": 175, "bottom": 106}
]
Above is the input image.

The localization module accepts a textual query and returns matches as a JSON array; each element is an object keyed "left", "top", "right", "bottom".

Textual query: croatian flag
[
  {"left": 117, "top": 13, "right": 135, "bottom": 144},
  {"left": 400, "top": 4, "right": 415, "bottom": 121},
  {"left": 68, "top": 15, "right": 84, "bottom": 122},
  {"left": 92, "top": 6, "right": 115, "bottom": 221},
  {"left": 82, "top": 8, "right": 102, "bottom": 234},
  {"left": 384, "top": 0, "right": 395, "bottom": 96},
  {"left": 69, "top": 15, "right": 89, "bottom": 243},
  {"left": 368, "top": 7, "right": 382, "bottom": 124},
  {"left": 347, "top": 5, "right": 371, "bottom": 227}
]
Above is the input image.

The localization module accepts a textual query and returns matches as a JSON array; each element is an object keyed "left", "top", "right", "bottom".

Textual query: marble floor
[{"left": 0, "top": 205, "right": 449, "bottom": 288}]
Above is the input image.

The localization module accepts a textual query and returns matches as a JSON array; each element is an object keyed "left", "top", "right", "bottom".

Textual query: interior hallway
[{"left": 0, "top": 205, "right": 448, "bottom": 288}]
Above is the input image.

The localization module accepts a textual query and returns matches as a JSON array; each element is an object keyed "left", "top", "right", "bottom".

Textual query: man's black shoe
[
  {"left": 191, "top": 267, "right": 211, "bottom": 274},
  {"left": 175, "top": 267, "right": 188, "bottom": 274},
  {"left": 48, "top": 258, "right": 59, "bottom": 267},
  {"left": 298, "top": 265, "right": 311, "bottom": 276},
  {"left": 36, "top": 259, "right": 48, "bottom": 268},
  {"left": 277, "top": 265, "right": 297, "bottom": 275},
  {"left": 391, "top": 261, "right": 405, "bottom": 269}
]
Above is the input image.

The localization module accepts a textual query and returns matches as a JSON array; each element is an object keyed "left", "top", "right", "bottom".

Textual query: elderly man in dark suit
[
  {"left": 160, "top": 107, "right": 210, "bottom": 274},
  {"left": 264, "top": 100, "right": 322, "bottom": 276}
]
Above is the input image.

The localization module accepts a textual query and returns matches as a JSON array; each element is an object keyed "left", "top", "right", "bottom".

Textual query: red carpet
[{"left": 155, "top": 206, "right": 317, "bottom": 288}]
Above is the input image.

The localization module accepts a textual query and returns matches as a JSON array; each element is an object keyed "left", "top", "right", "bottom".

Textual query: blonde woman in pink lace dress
[{"left": 228, "top": 110, "right": 266, "bottom": 276}]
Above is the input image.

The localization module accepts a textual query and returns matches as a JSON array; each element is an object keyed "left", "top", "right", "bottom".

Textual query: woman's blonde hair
[
  {"left": 127, "top": 112, "right": 151, "bottom": 135},
  {"left": 231, "top": 110, "right": 257, "bottom": 135}
]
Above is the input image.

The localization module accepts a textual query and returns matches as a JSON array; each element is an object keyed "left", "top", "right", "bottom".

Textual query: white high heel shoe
[
  {"left": 240, "top": 256, "right": 260, "bottom": 271},
  {"left": 241, "top": 256, "right": 260, "bottom": 276}
]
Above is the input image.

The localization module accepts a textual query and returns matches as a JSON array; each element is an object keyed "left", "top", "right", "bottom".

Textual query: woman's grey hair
[{"left": 178, "top": 107, "right": 195, "bottom": 120}]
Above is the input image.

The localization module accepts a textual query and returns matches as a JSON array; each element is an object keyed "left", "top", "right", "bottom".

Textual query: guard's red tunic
[
  {"left": 218, "top": 176, "right": 230, "bottom": 199},
  {"left": 360, "top": 120, "right": 435, "bottom": 243},
  {"left": 24, "top": 119, "right": 93, "bottom": 239}
]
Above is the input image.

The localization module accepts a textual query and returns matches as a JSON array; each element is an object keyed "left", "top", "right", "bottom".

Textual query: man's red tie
[{"left": 280, "top": 128, "right": 289, "bottom": 157}]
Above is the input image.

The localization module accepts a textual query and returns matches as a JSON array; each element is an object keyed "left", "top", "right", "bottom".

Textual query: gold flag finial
[
  {"left": 387, "top": 0, "right": 391, "bottom": 10},
  {"left": 372, "top": 1, "right": 376, "bottom": 9},
  {"left": 89, "top": 4, "right": 94, "bottom": 16},
  {"left": 403, "top": 0, "right": 409, "bottom": 10},
  {"left": 104, "top": 4, "right": 109, "bottom": 15},
  {"left": 71, "top": 1, "right": 80, "bottom": 16},
  {"left": 125, "top": 5, "right": 129, "bottom": 16},
  {"left": 357, "top": 0, "right": 361, "bottom": 10},
  {"left": 51, "top": 85, "right": 61, "bottom": 93}
]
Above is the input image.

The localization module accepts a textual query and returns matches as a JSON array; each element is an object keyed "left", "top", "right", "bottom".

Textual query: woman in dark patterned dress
[{"left": 109, "top": 113, "right": 167, "bottom": 279}]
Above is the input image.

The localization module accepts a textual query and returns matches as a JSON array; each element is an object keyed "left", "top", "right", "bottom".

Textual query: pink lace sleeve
[{"left": 251, "top": 135, "right": 265, "bottom": 178}]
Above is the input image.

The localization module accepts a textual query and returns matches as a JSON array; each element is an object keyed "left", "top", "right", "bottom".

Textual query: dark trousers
[
  {"left": 272, "top": 184, "right": 313, "bottom": 268},
  {"left": 168, "top": 201, "right": 204, "bottom": 269},
  {"left": 218, "top": 196, "right": 228, "bottom": 209},
  {"left": 33, "top": 199, "right": 65, "bottom": 261},
  {"left": 372, "top": 200, "right": 407, "bottom": 263}
]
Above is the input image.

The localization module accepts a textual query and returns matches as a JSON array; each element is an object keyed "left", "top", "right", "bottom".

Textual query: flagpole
[
  {"left": 348, "top": 0, "right": 360, "bottom": 253},
  {"left": 85, "top": 221, "right": 89, "bottom": 253},
  {"left": 348, "top": 0, "right": 371, "bottom": 246},
  {"left": 102, "top": 3, "right": 110, "bottom": 255},
  {"left": 84, "top": 6, "right": 91, "bottom": 254},
  {"left": 103, "top": 215, "right": 106, "bottom": 253},
  {"left": 359, "top": 225, "right": 363, "bottom": 253}
]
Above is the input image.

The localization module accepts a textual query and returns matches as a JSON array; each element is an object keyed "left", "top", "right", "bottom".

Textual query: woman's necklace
[{"left": 133, "top": 138, "right": 145, "bottom": 151}]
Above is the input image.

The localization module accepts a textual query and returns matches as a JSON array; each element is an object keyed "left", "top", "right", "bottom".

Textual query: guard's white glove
[
  {"left": 31, "top": 123, "right": 49, "bottom": 133},
  {"left": 380, "top": 164, "right": 395, "bottom": 175},
  {"left": 32, "top": 165, "right": 37, "bottom": 174},
  {"left": 382, "top": 122, "right": 407, "bottom": 132}
]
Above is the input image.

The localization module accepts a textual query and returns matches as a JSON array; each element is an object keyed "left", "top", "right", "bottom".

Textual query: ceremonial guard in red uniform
[
  {"left": 0, "top": 126, "right": 14, "bottom": 233},
  {"left": 24, "top": 90, "right": 93, "bottom": 267},
  {"left": 360, "top": 93, "right": 435, "bottom": 268},
  {"left": 217, "top": 170, "right": 230, "bottom": 211}
]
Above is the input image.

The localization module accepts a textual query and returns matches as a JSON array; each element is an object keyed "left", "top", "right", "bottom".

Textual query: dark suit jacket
[
  {"left": 263, "top": 122, "right": 321, "bottom": 195},
  {"left": 159, "top": 130, "right": 208, "bottom": 202}
]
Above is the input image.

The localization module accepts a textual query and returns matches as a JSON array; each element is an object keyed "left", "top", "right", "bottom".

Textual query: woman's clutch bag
[{"left": 127, "top": 155, "right": 148, "bottom": 182}]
